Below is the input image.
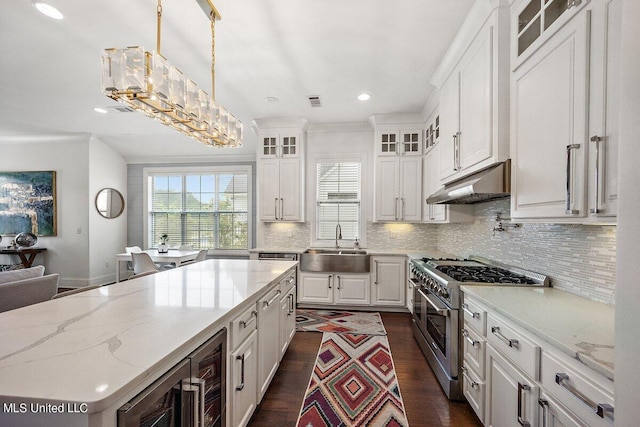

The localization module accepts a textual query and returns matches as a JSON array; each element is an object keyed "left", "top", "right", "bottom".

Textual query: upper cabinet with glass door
[
  {"left": 376, "top": 130, "right": 422, "bottom": 156},
  {"left": 259, "top": 132, "right": 301, "bottom": 159}
]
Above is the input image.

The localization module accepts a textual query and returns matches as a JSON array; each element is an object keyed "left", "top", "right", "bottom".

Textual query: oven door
[{"left": 414, "top": 285, "right": 459, "bottom": 379}]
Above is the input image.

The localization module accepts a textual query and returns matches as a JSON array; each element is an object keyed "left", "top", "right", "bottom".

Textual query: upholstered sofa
[{"left": 0, "top": 265, "right": 59, "bottom": 313}]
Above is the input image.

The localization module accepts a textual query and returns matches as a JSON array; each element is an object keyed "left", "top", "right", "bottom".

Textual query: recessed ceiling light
[
  {"left": 264, "top": 96, "right": 279, "bottom": 104},
  {"left": 357, "top": 93, "right": 371, "bottom": 101},
  {"left": 93, "top": 107, "right": 108, "bottom": 114},
  {"left": 32, "top": 1, "right": 64, "bottom": 20}
]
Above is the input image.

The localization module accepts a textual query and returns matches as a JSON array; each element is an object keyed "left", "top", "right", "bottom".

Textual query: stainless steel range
[{"left": 409, "top": 255, "right": 548, "bottom": 400}]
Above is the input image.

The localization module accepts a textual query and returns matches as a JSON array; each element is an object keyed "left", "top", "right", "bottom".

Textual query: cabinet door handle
[
  {"left": 517, "top": 382, "right": 531, "bottom": 427},
  {"left": 555, "top": 373, "right": 614, "bottom": 420},
  {"left": 461, "top": 366, "right": 479, "bottom": 389},
  {"left": 235, "top": 354, "right": 245, "bottom": 391},
  {"left": 455, "top": 131, "right": 462, "bottom": 170},
  {"left": 288, "top": 293, "right": 295, "bottom": 314},
  {"left": 239, "top": 310, "right": 257, "bottom": 329},
  {"left": 462, "top": 329, "right": 479, "bottom": 347},
  {"left": 280, "top": 198, "right": 284, "bottom": 220},
  {"left": 274, "top": 197, "right": 279, "bottom": 220},
  {"left": 589, "top": 135, "right": 602, "bottom": 214},
  {"left": 336, "top": 275, "right": 341, "bottom": 290},
  {"left": 462, "top": 303, "right": 480, "bottom": 319},
  {"left": 452, "top": 133, "right": 459, "bottom": 171},
  {"left": 538, "top": 399, "right": 549, "bottom": 427},
  {"left": 328, "top": 274, "right": 332, "bottom": 289},
  {"left": 401, "top": 198, "right": 405, "bottom": 220},
  {"left": 263, "top": 290, "right": 281, "bottom": 307},
  {"left": 491, "top": 326, "right": 519, "bottom": 348},
  {"left": 565, "top": 144, "right": 581, "bottom": 214},
  {"left": 395, "top": 197, "right": 399, "bottom": 220},
  {"left": 374, "top": 261, "right": 379, "bottom": 285}
]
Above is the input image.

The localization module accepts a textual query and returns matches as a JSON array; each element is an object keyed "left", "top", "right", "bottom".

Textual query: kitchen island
[{"left": 0, "top": 259, "right": 297, "bottom": 427}]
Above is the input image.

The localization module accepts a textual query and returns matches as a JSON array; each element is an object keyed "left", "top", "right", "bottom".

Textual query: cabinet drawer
[
  {"left": 230, "top": 304, "right": 258, "bottom": 350},
  {"left": 462, "top": 297, "right": 486, "bottom": 335},
  {"left": 486, "top": 313, "right": 540, "bottom": 379},
  {"left": 541, "top": 351, "right": 614, "bottom": 426},
  {"left": 462, "top": 324, "right": 485, "bottom": 377},
  {"left": 461, "top": 363, "right": 485, "bottom": 423},
  {"left": 279, "top": 271, "right": 296, "bottom": 295}
]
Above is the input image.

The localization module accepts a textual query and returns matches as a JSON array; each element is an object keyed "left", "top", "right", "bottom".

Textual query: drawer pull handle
[
  {"left": 555, "top": 373, "right": 614, "bottom": 420},
  {"left": 462, "top": 303, "right": 480, "bottom": 319},
  {"left": 461, "top": 366, "right": 479, "bottom": 390},
  {"left": 491, "top": 326, "right": 519, "bottom": 348},
  {"left": 239, "top": 310, "right": 257, "bottom": 329},
  {"left": 517, "top": 382, "right": 531, "bottom": 427},
  {"left": 538, "top": 399, "right": 549, "bottom": 427},
  {"left": 263, "top": 290, "right": 282, "bottom": 307},
  {"left": 462, "top": 329, "right": 479, "bottom": 347}
]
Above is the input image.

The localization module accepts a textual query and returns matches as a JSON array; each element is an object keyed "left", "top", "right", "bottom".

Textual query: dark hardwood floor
[{"left": 247, "top": 312, "right": 483, "bottom": 427}]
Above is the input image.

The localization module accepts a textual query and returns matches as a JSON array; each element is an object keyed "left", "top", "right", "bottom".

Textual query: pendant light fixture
[{"left": 100, "top": 0, "right": 242, "bottom": 147}]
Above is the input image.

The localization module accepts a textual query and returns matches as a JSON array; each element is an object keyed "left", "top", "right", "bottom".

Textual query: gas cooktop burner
[{"left": 435, "top": 265, "right": 537, "bottom": 284}]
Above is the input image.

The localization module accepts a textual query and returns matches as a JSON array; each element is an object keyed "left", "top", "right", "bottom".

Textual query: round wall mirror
[{"left": 95, "top": 188, "right": 125, "bottom": 219}]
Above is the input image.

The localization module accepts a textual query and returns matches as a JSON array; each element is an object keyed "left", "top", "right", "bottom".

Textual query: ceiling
[{"left": 0, "top": 0, "right": 474, "bottom": 162}]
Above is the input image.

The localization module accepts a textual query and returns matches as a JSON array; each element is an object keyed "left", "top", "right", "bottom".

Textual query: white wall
[
  {"left": 0, "top": 136, "right": 90, "bottom": 286},
  {"left": 614, "top": 0, "right": 640, "bottom": 422},
  {"left": 88, "top": 136, "right": 127, "bottom": 285}
]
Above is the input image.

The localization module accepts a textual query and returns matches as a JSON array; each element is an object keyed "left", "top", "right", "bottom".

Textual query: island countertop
[
  {"left": 460, "top": 285, "right": 614, "bottom": 381},
  {"left": 0, "top": 259, "right": 297, "bottom": 414}
]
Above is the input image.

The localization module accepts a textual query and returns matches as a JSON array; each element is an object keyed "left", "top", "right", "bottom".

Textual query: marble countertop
[
  {"left": 0, "top": 259, "right": 297, "bottom": 413},
  {"left": 460, "top": 286, "right": 615, "bottom": 381}
]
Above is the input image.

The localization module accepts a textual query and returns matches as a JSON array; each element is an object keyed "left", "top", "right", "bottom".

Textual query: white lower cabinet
[
  {"left": 279, "top": 283, "right": 296, "bottom": 359},
  {"left": 229, "top": 306, "right": 259, "bottom": 427},
  {"left": 298, "top": 272, "right": 370, "bottom": 306},
  {"left": 463, "top": 291, "right": 614, "bottom": 427},
  {"left": 485, "top": 343, "right": 539, "bottom": 427},
  {"left": 257, "top": 284, "right": 282, "bottom": 401},
  {"left": 371, "top": 256, "right": 405, "bottom": 307}
]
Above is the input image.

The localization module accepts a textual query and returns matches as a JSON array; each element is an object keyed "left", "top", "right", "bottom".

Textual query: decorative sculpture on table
[{"left": 158, "top": 234, "right": 169, "bottom": 253}]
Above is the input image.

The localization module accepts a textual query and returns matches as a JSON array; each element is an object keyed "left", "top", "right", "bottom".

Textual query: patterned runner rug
[
  {"left": 296, "top": 309, "right": 387, "bottom": 336},
  {"left": 296, "top": 332, "right": 409, "bottom": 427}
]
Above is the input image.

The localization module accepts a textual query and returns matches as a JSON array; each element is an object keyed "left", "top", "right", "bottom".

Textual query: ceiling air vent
[{"left": 308, "top": 95, "right": 322, "bottom": 108}]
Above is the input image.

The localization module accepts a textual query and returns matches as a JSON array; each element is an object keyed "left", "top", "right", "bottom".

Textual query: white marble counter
[
  {"left": 460, "top": 286, "right": 614, "bottom": 381},
  {"left": 0, "top": 259, "right": 297, "bottom": 414},
  {"left": 248, "top": 247, "right": 307, "bottom": 253}
]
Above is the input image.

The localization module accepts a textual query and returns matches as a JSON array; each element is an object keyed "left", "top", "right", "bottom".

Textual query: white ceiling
[{"left": 0, "top": 0, "right": 474, "bottom": 162}]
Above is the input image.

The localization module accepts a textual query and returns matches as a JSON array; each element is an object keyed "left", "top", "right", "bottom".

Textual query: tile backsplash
[{"left": 437, "top": 199, "right": 616, "bottom": 305}]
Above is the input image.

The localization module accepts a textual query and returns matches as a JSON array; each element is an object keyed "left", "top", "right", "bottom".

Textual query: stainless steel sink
[{"left": 300, "top": 248, "right": 370, "bottom": 273}]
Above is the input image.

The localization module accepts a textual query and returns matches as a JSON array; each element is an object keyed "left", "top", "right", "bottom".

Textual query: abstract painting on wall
[{"left": 0, "top": 171, "right": 57, "bottom": 236}]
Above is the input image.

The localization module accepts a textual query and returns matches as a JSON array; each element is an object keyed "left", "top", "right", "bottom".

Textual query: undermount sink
[{"left": 300, "top": 248, "right": 370, "bottom": 273}]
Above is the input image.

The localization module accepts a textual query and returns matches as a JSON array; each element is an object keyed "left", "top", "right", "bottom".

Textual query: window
[
  {"left": 316, "top": 162, "right": 361, "bottom": 240},
  {"left": 147, "top": 167, "right": 250, "bottom": 250}
]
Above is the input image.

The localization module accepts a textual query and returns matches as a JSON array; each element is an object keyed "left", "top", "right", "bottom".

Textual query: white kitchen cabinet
[
  {"left": 256, "top": 124, "right": 306, "bottom": 222},
  {"left": 510, "top": 0, "right": 620, "bottom": 223},
  {"left": 375, "top": 156, "right": 422, "bottom": 222},
  {"left": 298, "top": 272, "right": 370, "bottom": 306},
  {"left": 538, "top": 391, "right": 585, "bottom": 427},
  {"left": 376, "top": 130, "right": 422, "bottom": 156},
  {"left": 230, "top": 330, "right": 258, "bottom": 427},
  {"left": 229, "top": 304, "right": 259, "bottom": 427},
  {"left": 423, "top": 144, "right": 474, "bottom": 224},
  {"left": 279, "top": 283, "right": 296, "bottom": 359},
  {"left": 257, "top": 284, "right": 281, "bottom": 402},
  {"left": 371, "top": 256, "right": 405, "bottom": 307},
  {"left": 510, "top": 2, "right": 589, "bottom": 220},
  {"left": 437, "top": 6, "right": 510, "bottom": 185}
]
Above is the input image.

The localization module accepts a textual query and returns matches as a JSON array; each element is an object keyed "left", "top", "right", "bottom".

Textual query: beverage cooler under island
[{"left": 0, "top": 259, "right": 298, "bottom": 427}]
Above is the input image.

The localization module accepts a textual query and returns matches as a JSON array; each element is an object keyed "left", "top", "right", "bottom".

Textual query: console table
[{"left": 0, "top": 247, "right": 47, "bottom": 268}]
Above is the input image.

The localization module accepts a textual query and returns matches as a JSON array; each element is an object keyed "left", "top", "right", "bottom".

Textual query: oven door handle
[{"left": 419, "top": 288, "right": 449, "bottom": 316}]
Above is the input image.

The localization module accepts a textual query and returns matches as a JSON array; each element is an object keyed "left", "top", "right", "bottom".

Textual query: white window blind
[
  {"left": 149, "top": 171, "right": 248, "bottom": 250},
  {"left": 316, "top": 162, "right": 361, "bottom": 240}
]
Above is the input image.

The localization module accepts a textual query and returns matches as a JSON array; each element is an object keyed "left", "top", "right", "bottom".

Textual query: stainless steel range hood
[{"left": 426, "top": 160, "right": 511, "bottom": 204}]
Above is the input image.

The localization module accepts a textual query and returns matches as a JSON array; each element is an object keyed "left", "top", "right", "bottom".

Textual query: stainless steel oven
[
  {"left": 410, "top": 255, "right": 548, "bottom": 401},
  {"left": 412, "top": 278, "right": 460, "bottom": 400}
]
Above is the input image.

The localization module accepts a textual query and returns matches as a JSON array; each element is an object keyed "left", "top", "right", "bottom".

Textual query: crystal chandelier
[{"left": 100, "top": 0, "right": 242, "bottom": 147}]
